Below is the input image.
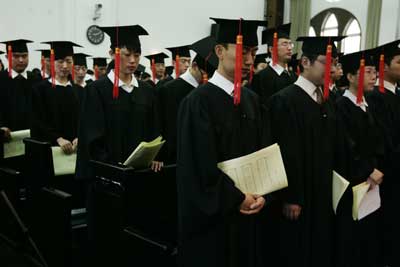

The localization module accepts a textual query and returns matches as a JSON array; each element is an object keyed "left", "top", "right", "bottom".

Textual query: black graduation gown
[
  {"left": 0, "top": 71, "right": 40, "bottom": 130},
  {"left": 366, "top": 87, "right": 400, "bottom": 266},
  {"left": 269, "top": 84, "right": 343, "bottom": 267},
  {"left": 334, "top": 95, "right": 384, "bottom": 267},
  {"left": 31, "top": 80, "right": 79, "bottom": 144},
  {"left": 250, "top": 65, "right": 296, "bottom": 107},
  {"left": 157, "top": 77, "right": 196, "bottom": 164},
  {"left": 75, "top": 76, "right": 160, "bottom": 180},
  {"left": 177, "top": 82, "right": 272, "bottom": 267}
]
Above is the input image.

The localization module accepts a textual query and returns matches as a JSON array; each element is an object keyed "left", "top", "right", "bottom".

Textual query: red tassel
[
  {"left": 272, "top": 32, "right": 278, "bottom": 66},
  {"left": 50, "top": 49, "right": 56, "bottom": 88},
  {"left": 94, "top": 65, "right": 99, "bottom": 80},
  {"left": 378, "top": 54, "right": 385, "bottom": 93},
  {"left": 113, "top": 47, "right": 121, "bottom": 99},
  {"left": 357, "top": 58, "right": 365, "bottom": 104},
  {"left": 323, "top": 44, "right": 333, "bottom": 101},
  {"left": 175, "top": 55, "right": 180, "bottom": 78},
  {"left": 41, "top": 56, "right": 46, "bottom": 79},
  {"left": 151, "top": 58, "right": 156, "bottom": 82},
  {"left": 7, "top": 45, "right": 12, "bottom": 77},
  {"left": 233, "top": 19, "right": 243, "bottom": 106},
  {"left": 296, "top": 65, "right": 300, "bottom": 76},
  {"left": 249, "top": 65, "right": 254, "bottom": 84},
  {"left": 71, "top": 63, "right": 75, "bottom": 82},
  {"left": 202, "top": 73, "right": 208, "bottom": 84}
]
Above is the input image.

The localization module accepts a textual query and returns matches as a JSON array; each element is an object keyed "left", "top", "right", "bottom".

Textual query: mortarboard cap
[
  {"left": 262, "top": 23, "right": 291, "bottom": 45},
  {"left": 297, "top": 36, "right": 346, "bottom": 57},
  {"left": 340, "top": 49, "right": 376, "bottom": 76},
  {"left": 1, "top": 39, "right": 33, "bottom": 53},
  {"left": 134, "top": 64, "right": 146, "bottom": 74},
  {"left": 165, "top": 66, "right": 174, "bottom": 76},
  {"left": 92, "top": 57, "right": 108, "bottom": 67},
  {"left": 210, "top": 18, "right": 266, "bottom": 47},
  {"left": 144, "top": 52, "right": 169, "bottom": 64},
  {"left": 99, "top": 25, "right": 148, "bottom": 53},
  {"left": 166, "top": 45, "right": 191, "bottom": 58},
  {"left": 190, "top": 36, "right": 218, "bottom": 70},
  {"left": 41, "top": 41, "right": 82, "bottom": 60},
  {"left": 36, "top": 49, "right": 50, "bottom": 58},
  {"left": 73, "top": 53, "right": 91, "bottom": 67},
  {"left": 254, "top": 53, "right": 269, "bottom": 65}
]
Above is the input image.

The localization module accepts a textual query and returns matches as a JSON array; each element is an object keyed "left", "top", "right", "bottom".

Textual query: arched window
[
  {"left": 321, "top": 13, "right": 339, "bottom": 36},
  {"left": 309, "top": 26, "right": 317, "bottom": 37},
  {"left": 342, "top": 18, "right": 361, "bottom": 54}
]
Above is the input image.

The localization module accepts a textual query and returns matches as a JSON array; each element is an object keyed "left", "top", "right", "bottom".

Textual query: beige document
[
  {"left": 3, "top": 129, "right": 30, "bottom": 158},
  {"left": 217, "top": 144, "right": 288, "bottom": 195},
  {"left": 332, "top": 171, "right": 350, "bottom": 214},
  {"left": 352, "top": 182, "right": 370, "bottom": 221},
  {"left": 123, "top": 136, "right": 165, "bottom": 169},
  {"left": 357, "top": 184, "right": 381, "bottom": 220},
  {"left": 51, "top": 147, "right": 77, "bottom": 176}
]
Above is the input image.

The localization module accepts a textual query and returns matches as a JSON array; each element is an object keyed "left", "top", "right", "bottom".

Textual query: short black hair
[{"left": 298, "top": 53, "right": 319, "bottom": 73}]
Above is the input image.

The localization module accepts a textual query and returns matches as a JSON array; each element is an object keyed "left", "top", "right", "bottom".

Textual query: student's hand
[
  {"left": 151, "top": 161, "right": 164, "bottom": 172},
  {"left": 72, "top": 138, "right": 78, "bottom": 152},
  {"left": 283, "top": 203, "right": 302, "bottom": 221},
  {"left": 1, "top": 127, "right": 11, "bottom": 142},
  {"left": 57, "top": 137, "right": 73, "bottom": 154},
  {"left": 369, "top": 168, "right": 383, "bottom": 185},
  {"left": 240, "top": 194, "right": 265, "bottom": 215}
]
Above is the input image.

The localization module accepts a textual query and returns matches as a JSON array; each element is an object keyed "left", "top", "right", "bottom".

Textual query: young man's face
[
  {"left": 364, "top": 66, "right": 377, "bottom": 91},
  {"left": 386, "top": 55, "right": 400, "bottom": 82},
  {"left": 155, "top": 63, "right": 165, "bottom": 78},
  {"left": 55, "top": 56, "right": 73, "bottom": 79},
  {"left": 12, "top": 52, "right": 29, "bottom": 73},
  {"left": 302, "top": 55, "right": 327, "bottom": 86},
  {"left": 119, "top": 47, "right": 140, "bottom": 75},
  {"left": 218, "top": 44, "right": 257, "bottom": 80},
  {"left": 175, "top": 57, "right": 191, "bottom": 75},
  {"left": 97, "top": 66, "right": 107, "bottom": 77},
  {"left": 274, "top": 38, "right": 293, "bottom": 63},
  {"left": 74, "top": 65, "right": 87, "bottom": 81},
  {"left": 255, "top": 62, "right": 267, "bottom": 73}
]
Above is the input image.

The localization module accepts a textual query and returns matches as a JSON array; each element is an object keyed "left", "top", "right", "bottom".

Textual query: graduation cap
[
  {"left": 262, "top": 23, "right": 291, "bottom": 45},
  {"left": 0, "top": 51, "right": 4, "bottom": 55},
  {"left": 134, "top": 64, "right": 146, "bottom": 75},
  {"left": 210, "top": 18, "right": 266, "bottom": 47},
  {"left": 73, "top": 53, "right": 91, "bottom": 67},
  {"left": 144, "top": 52, "right": 169, "bottom": 82},
  {"left": 340, "top": 49, "right": 376, "bottom": 103},
  {"left": 144, "top": 52, "right": 169, "bottom": 64},
  {"left": 210, "top": 18, "right": 266, "bottom": 104},
  {"left": 99, "top": 25, "right": 148, "bottom": 52},
  {"left": 36, "top": 49, "right": 50, "bottom": 58},
  {"left": 1, "top": 39, "right": 33, "bottom": 77},
  {"left": 92, "top": 57, "right": 108, "bottom": 67},
  {"left": 297, "top": 36, "right": 346, "bottom": 100},
  {"left": 373, "top": 40, "right": 400, "bottom": 93},
  {"left": 41, "top": 41, "right": 82, "bottom": 87},
  {"left": 191, "top": 36, "right": 218, "bottom": 83},
  {"left": 166, "top": 45, "right": 191, "bottom": 78},
  {"left": 99, "top": 25, "right": 149, "bottom": 99},
  {"left": 254, "top": 53, "right": 269, "bottom": 65}
]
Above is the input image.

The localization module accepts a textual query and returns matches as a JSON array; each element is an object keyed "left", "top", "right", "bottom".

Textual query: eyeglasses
[{"left": 279, "top": 41, "right": 294, "bottom": 48}]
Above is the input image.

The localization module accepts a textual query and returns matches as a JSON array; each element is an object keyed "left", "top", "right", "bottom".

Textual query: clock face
[{"left": 86, "top": 25, "right": 104, "bottom": 45}]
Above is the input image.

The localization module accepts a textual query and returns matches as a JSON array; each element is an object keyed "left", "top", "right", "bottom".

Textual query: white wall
[
  {"left": 379, "top": 0, "right": 400, "bottom": 45},
  {"left": 0, "top": 0, "right": 265, "bottom": 70}
]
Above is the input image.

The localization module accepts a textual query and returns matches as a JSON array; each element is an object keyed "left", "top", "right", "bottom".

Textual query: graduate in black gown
[
  {"left": 157, "top": 36, "right": 217, "bottom": 164},
  {"left": 0, "top": 39, "right": 40, "bottom": 138},
  {"left": 157, "top": 45, "right": 191, "bottom": 87},
  {"left": 31, "top": 41, "right": 81, "bottom": 154},
  {"left": 177, "top": 18, "right": 271, "bottom": 267},
  {"left": 269, "top": 36, "right": 347, "bottom": 267},
  {"left": 144, "top": 52, "right": 169, "bottom": 87},
  {"left": 250, "top": 23, "right": 297, "bottom": 106},
  {"left": 334, "top": 49, "right": 384, "bottom": 267},
  {"left": 76, "top": 25, "right": 162, "bottom": 182},
  {"left": 72, "top": 53, "right": 91, "bottom": 103},
  {"left": 366, "top": 40, "right": 400, "bottom": 267}
]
